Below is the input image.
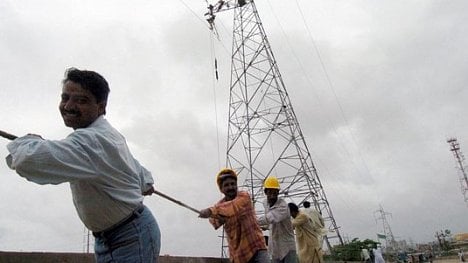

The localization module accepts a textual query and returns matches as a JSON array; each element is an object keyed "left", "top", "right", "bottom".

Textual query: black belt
[{"left": 93, "top": 205, "right": 145, "bottom": 238}]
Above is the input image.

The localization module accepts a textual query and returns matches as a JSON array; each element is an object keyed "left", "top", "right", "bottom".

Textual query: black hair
[
  {"left": 288, "top": 202, "right": 299, "bottom": 213},
  {"left": 63, "top": 67, "right": 110, "bottom": 104}
]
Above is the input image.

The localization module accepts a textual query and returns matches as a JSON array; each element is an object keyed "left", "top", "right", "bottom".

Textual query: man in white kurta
[
  {"left": 372, "top": 246, "right": 385, "bottom": 263},
  {"left": 302, "top": 201, "right": 326, "bottom": 243},
  {"left": 288, "top": 203, "right": 323, "bottom": 263}
]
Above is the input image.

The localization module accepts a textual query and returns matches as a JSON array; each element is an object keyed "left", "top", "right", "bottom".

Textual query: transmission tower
[
  {"left": 374, "top": 205, "right": 397, "bottom": 252},
  {"left": 205, "top": 0, "right": 344, "bottom": 254},
  {"left": 447, "top": 138, "right": 468, "bottom": 204},
  {"left": 82, "top": 227, "right": 92, "bottom": 253}
]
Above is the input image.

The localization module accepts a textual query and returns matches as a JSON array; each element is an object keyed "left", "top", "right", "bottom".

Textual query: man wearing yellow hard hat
[
  {"left": 258, "top": 176, "right": 298, "bottom": 263},
  {"left": 199, "top": 168, "right": 269, "bottom": 263}
]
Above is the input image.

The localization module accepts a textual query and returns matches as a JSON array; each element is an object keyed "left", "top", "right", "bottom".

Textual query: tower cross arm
[
  {"left": 206, "top": 0, "right": 249, "bottom": 15},
  {"left": 205, "top": 0, "right": 249, "bottom": 32},
  {"left": 205, "top": 0, "right": 252, "bottom": 21}
]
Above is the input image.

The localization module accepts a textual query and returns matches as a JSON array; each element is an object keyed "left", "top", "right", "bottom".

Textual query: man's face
[
  {"left": 220, "top": 177, "right": 238, "bottom": 200},
  {"left": 59, "top": 80, "right": 105, "bottom": 130},
  {"left": 264, "top": 188, "right": 279, "bottom": 207}
]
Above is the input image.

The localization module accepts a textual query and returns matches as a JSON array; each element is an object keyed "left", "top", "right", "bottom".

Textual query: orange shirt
[{"left": 210, "top": 191, "right": 267, "bottom": 263}]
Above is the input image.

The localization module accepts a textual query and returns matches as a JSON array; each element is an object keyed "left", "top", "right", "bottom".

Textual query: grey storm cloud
[{"left": 1, "top": 0, "right": 467, "bottom": 257}]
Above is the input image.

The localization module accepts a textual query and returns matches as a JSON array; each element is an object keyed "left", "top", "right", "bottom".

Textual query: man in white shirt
[
  {"left": 258, "top": 176, "right": 298, "bottom": 263},
  {"left": 361, "top": 247, "right": 371, "bottom": 263},
  {"left": 6, "top": 68, "right": 160, "bottom": 263}
]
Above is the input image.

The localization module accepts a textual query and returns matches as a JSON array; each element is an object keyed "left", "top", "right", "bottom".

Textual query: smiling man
[
  {"left": 199, "top": 168, "right": 268, "bottom": 263},
  {"left": 258, "top": 176, "right": 297, "bottom": 263},
  {"left": 5, "top": 68, "right": 161, "bottom": 262}
]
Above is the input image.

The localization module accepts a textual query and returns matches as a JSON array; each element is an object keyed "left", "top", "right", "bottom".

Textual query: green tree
[
  {"left": 329, "top": 238, "right": 380, "bottom": 261},
  {"left": 435, "top": 229, "right": 452, "bottom": 252}
]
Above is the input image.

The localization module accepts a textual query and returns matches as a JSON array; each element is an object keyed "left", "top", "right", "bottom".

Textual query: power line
[
  {"left": 293, "top": 0, "right": 375, "bottom": 184},
  {"left": 176, "top": 0, "right": 211, "bottom": 29}
]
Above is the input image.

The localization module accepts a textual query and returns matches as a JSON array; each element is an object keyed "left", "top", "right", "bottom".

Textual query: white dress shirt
[
  {"left": 6, "top": 116, "right": 154, "bottom": 232},
  {"left": 258, "top": 198, "right": 296, "bottom": 260}
]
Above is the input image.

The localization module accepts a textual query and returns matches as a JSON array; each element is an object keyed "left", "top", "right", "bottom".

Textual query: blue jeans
[
  {"left": 94, "top": 206, "right": 161, "bottom": 263},
  {"left": 248, "top": 249, "right": 270, "bottom": 263},
  {"left": 272, "top": 250, "right": 298, "bottom": 263}
]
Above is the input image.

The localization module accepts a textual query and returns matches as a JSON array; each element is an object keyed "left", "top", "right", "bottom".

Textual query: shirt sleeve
[
  {"left": 209, "top": 217, "right": 223, "bottom": 230},
  {"left": 262, "top": 199, "right": 290, "bottom": 224},
  {"left": 257, "top": 201, "right": 269, "bottom": 226},
  {"left": 6, "top": 133, "right": 99, "bottom": 185},
  {"left": 316, "top": 212, "right": 325, "bottom": 229},
  {"left": 134, "top": 159, "right": 154, "bottom": 193},
  {"left": 292, "top": 213, "right": 308, "bottom": 228},
  {"left": 210, "top": 191, "right": 250, "bottom": 217}
]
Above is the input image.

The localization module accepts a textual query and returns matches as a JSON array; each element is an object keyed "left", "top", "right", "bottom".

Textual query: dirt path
[{"left": 433, "top": 259, "right": 459, "bottom": 263}]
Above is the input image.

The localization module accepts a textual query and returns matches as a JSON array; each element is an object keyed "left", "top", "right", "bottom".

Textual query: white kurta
[
  {"left": 258, "top": 198, "right": 296, "bottom": 260},
  {"left": 372, "top": 248, "right": 385, "bottom": 263},
  {"left": 292, "top": 212, "right": 323, "bottom": 263}
]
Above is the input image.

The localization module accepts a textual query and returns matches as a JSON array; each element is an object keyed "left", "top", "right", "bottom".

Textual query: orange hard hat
[{"left": 216, "top": 168, "right": 238, "bottom": 189}]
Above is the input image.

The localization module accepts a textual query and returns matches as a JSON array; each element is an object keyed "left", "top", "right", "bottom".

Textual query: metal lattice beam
[{"left": 216, "top": 0, "right": 345, "bottom": 253}]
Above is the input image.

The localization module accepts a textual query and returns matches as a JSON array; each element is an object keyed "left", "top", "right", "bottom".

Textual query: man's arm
[
  {"left": 142, "top": 185, "right": 155, "bottom": 196},
  {"left": 6, "top": 133, "right": 99, "bottom": 184},
  {"left": 210, "top": 191, "right": 250, "bottom": 217},
  {"left": 133, "top": 158, "right": 154, "bottom": 194},
  {"left": 291, "top": 213, "right": 308, "bottom": 228},
  {"left": 199, "top": 207, "right": 226, "bottom": 230},
  {"left": 262, "top": 199, "right": 290, "bottom": 224}
]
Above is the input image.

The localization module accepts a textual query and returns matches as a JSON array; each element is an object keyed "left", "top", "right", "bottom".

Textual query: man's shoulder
[
  {"left": 276, "top": 198, "right": 288, "bottom": 206},
  {"left": 297, "top": 212, "right": 308, "bottom": 219},
  {"left": 235, "top": 191, "right": 255, "bottom": 204},
  {"left": 73, "top": 117, "right": 121, "bottom": 140},
  {"left": 237, "top": 190, "right": 251, "bottom": 197}
]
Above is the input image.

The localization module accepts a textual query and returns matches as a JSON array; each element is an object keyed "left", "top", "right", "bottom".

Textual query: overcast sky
[{"left": 1, "top": 0, "right": 468, "bottom": 258}]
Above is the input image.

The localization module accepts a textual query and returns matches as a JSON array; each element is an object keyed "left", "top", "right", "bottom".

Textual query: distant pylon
[
  {"left": 374, "top": 205, "right": 397, "bottom": 252},
  {"left": 82, "top": 226, "right": 91, "bottom": 253},
  {"left": 447, "top": 138, "right": 468, "bottom": 204},
  {"left": 205, "top": 0, "right": 344, "bottom": 255}
]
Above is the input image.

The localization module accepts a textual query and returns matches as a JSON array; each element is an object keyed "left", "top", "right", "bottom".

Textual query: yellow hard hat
[
  {"left": 264, "top": 176, "right": 280, "bottom": 189},
  {"left": 216, "top": 168, "right": 238, "bottom": 189}
]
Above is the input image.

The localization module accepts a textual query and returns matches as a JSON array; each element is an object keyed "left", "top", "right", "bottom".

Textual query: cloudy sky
[{"left": 1, "top": 0, "right": 468, "bottom": 257}]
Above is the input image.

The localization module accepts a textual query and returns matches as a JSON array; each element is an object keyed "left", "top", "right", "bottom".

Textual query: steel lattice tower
[
  {"left": 447, "top": 138, "right": 468, "bottom": 204},
  {"left": 374, "top": 205, "right": 398, "bottom": 252},
  {"left": 206, "top": 0, "right": 344, "bottom": 254}
]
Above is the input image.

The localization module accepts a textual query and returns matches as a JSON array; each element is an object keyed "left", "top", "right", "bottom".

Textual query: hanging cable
[
  {"left": 210, "top": 30, "right": 222, "bottom": 168},
  {"left": 293, "top": 0, "right": 375, "bottom": 183},
  {"left": 265, "top": 1, "right": 361, "bottom": 211},
  {"left": 177, "top": 0, "right": 212, "bottom": 30}
]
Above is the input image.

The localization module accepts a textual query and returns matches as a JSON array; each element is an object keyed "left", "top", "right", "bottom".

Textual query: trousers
[
  {"left": 94, "top": 205, "right": 161, "bottom": 263},
  {"left": 248, "top": 249, "right": 270, "bottom": 263},
  {"left": 272, "top": 250, "right": 299, "bottom": 263}
]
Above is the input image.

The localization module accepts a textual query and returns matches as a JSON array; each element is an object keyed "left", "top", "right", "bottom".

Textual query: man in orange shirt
[{"left": 199, "top": 168, "right": 268, "bottom": 263}]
